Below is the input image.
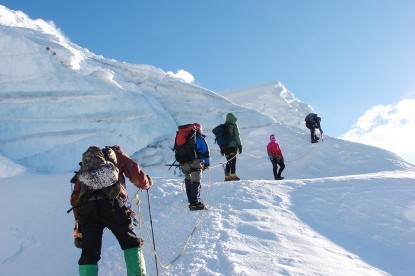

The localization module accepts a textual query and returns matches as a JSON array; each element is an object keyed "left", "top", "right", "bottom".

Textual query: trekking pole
[
  {"left": 166, "top": 160, "right": 178, "bottom": 170},
  {"left": 146, "top": 189, "right": 159, "bottom": 276}
]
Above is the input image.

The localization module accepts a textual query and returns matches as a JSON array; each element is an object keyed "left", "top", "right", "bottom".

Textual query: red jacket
[
  {"left": 267, "top": 141, "right": 283, "bottom": 159},
  {"left": 112, "top": 145, "right": 151, "bottom": 190}
]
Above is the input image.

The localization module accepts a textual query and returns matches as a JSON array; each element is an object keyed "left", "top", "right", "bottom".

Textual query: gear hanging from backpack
[
  {"left": 72, "top": 146, "right": 122, "bottom": 207},
  {"left": 78, "top": 146, "right": 119, "bottom": 189}
]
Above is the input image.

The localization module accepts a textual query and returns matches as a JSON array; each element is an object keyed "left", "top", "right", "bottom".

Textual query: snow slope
[
  {"left": 222, "top": 82, "right": 314, "bottom": 130},
  {"left": 1, "top": 5, "right": 415, "bottom": 276},
  {"left": 1, "top": 171, "right": 415, "bottom": 276}
]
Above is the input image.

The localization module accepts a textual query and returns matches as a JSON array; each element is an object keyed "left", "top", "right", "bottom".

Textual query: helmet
[{"left": 270, "top": 134, "right": 276, "bottom": 141}]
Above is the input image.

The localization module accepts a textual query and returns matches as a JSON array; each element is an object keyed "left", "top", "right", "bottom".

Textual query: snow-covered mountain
[
  {"left": 0, "top": 5, "right": 273, "bottom": 174},
  {"left": 223, "top": 82, "right": 314, "bottom": 130},
  {"left": 0, "top": 5, "right": 411, "bottom": 179},
  {"left": 1, "top": 5, "right": 415, "bottom": 276}
]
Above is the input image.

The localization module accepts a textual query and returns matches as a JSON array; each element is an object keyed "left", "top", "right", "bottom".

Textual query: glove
[
  {"left": 238, "top": 146, "right": 242, "bottom": 154},
  {"left": 137, "top": 237, "right": 144, "bottom": 247},
  {"left": 220, "top": 149, "right": 225, "bottom": 156},
  {"left": 74, "top": 237, "right": 82, "bottom": 249},
  {"left": 146, "top": 175, "right": 153, "bottom": 187},
  {"left": 73, "top": 221, "right": 82, "bottom": 249}
]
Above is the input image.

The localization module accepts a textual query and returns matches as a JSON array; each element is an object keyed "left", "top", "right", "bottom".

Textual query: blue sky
[{"left": 2, "top": 0, "right": 415, "bottom": 162}]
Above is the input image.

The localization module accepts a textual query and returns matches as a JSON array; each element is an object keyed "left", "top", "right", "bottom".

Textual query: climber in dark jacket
[
  {"left": 222, "top": 113, "right": 243, "bottom": 181},
  {"left": 305, "top": 113, "right": 323, "bottom": 143}
]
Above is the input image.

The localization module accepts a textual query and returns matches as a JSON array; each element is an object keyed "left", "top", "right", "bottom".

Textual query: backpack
[
  {"left": 305, "top": 113, "right": 321, "bottom": 127},
  {"left": 77, "top": 146, "right": 121, "bottom": 201},
  {"left": 212, "top": 123, "right": 230, "bottom": 150},
  {"left": 305, "top": 113, "right": 318, "bottom": 123},
  {"left": 173, "top": 124, "right": 198, "bottom": 163}
]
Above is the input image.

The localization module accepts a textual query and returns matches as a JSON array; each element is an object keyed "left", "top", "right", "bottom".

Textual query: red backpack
[{"left": 173, "top": 124, "right": 198, "bottom": 163}]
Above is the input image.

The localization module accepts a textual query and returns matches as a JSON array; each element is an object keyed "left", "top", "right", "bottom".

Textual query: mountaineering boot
[
  {"left": 189, "top": 202, "right": 205, "bottom": 211},
  {"left": 230, "top": 173, "right": 240, "bottom": 181},
  {"left": 79, "top": 264, "right": 98, "bottom": 276},
  {"left": 275, "top": 176, "right": 285, "bottom": 180},
  {"left": 124, "top": 247, "right": 147, "bottom": 276},
  {"left": 224, "top": 173, "right": 231, "bottom": 181}
]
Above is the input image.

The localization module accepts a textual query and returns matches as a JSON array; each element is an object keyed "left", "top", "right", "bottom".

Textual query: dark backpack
[
  {"left": 212, "top": 123, "right": 230, "bottom": 150},
  {"left": 305, "top": 113, "right": 321, "bottom": 125},
  {"left": 305, "top": 113, "right": 318, "bottom": 123},
  {"left": 173, "top": 124, "right": 198, "bottom": 163}
]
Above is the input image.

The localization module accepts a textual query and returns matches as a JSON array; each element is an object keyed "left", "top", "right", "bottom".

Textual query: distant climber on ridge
[{"left": 304, "top": 113, "right": 323, "bottom": 143}]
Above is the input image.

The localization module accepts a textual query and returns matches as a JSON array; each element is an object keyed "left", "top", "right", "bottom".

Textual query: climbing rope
[
  {"left": 132, "top": 193, "right": 146, "bottom": 276},
  {"left": 239, "top": 142, "right": 318, "bottom": 163},
  {"left": 284, "top": 144, "right": 317, "bottom": 163},
  {"left": 135, "top": 141, "right": 320, "bottom": 273},
  {"left": 145, "top": 190, "right": 159, "bottom": 276},
  {"left": 134, "top": 174, "right": 211, "bottom": 272},
  {"left": 208, "top": 152, "right": 239, "bottom": 169}
]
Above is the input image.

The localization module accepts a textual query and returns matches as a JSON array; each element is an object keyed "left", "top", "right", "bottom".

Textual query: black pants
[
  {"left": 184, "top": 178, "right": 201, "bottom": 204},
  {"left": 271, "top": 157, "right": 285, "bottom": 179},
  {"left": 225, "top": 147, "right": 237, "bottom": 174},
  {"left": 78, "top": 198, "right": 141, "bottom": 265},
  {"left": 180, "top": 160, "right": 203, "bottom": 204}
]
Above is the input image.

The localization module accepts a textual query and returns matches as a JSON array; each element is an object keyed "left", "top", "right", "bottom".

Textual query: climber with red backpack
[
  {"left": 173, "top": 123, "right": 210, "bottom": 211},
  {"left": 69, "top": 145, "right": 153, "bottom": 276}
]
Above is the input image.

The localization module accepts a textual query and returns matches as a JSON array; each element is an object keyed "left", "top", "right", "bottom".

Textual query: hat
[
  {"left": 194, "top": 123, "right": 203, "bottom": 134},
  {"left": 270, "top": 134, "right": 276, "bottom": 141}
]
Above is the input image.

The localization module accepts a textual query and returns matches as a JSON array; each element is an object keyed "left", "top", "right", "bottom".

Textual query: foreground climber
[{"left": 70, "top": 145, "right": 153, "bottom": 276}]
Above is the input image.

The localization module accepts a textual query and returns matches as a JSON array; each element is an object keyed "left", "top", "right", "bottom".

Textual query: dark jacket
[{"left": 224, "top": 113, "right": 242, "bottom": 149}]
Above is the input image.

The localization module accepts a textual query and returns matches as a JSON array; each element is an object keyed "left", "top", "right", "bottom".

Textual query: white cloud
[
  {"left": 341, "top": 99, "right": 415, "bottom": 164},
  {"left": 167, "top": 69, "right": 194, "bottom": 83}
]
